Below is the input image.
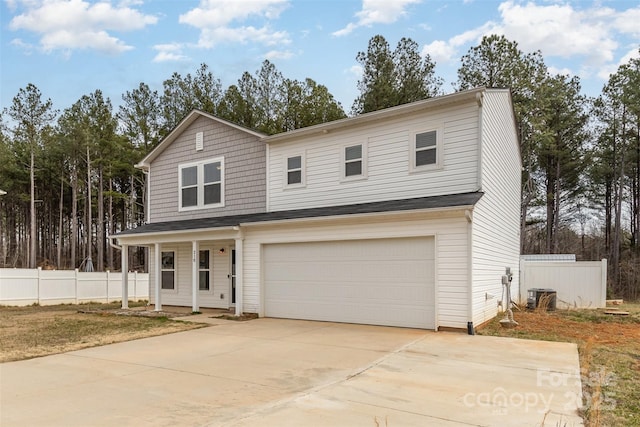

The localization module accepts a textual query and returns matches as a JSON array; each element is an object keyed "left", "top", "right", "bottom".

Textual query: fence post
[
  {"left": 519, "top": 258, "right": 526, "bottom": 304},
  {"left": 74, "top": 269, "right": 79, "bottom": 304},
  {"left": 601, "top": 258, "right": 607, "bottom": 304},
  {"left": 106, "top": 270, "right": 110, "bottom": 303},
  {"left": 134, "top": 271, "right": 138, "bottom": 301},
  {"left": 37, "top": 267, "right": 42, "bottom": 305}
]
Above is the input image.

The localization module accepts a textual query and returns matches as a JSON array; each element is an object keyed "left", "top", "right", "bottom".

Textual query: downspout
[
  {"left": 465, "top": 209, "right": 474, "bottom": 335},
  {"left": 467, "top": 91, "right": 484, "bottom": 336}
]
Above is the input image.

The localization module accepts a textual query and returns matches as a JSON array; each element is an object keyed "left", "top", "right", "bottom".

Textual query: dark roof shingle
[{"left": 116, "top": 192, "right": 483, "bottom": 237}]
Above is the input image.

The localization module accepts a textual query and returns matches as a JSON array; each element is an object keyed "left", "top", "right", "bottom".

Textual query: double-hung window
[
  {"left": 161, "top": 251, "right": 175, "bottom": 290},
  {"left": 342, "top": 143, "right": 367, "bottom": 180},
  {"left": 410, "top": 128, "right": 442, "bottom": 172},
  {"left": 285, "top": 154, "right": 305, "bottom": 187},
  {"left": 179, "top": 157, "right": 224, "bottom": 210}
]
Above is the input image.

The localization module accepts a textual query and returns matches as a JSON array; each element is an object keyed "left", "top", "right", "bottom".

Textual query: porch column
[
  {"left": 192, "top": 240, "right": 199, "bottom": 312},
  {"left": 154, "top": 242, "right": 162, "bottom": 311},
  {"left": 121, "top": 244, "right": 129, "bottom": 309},
  {"left": 234, "top": 236, "right": 244, "bottom": 316}
]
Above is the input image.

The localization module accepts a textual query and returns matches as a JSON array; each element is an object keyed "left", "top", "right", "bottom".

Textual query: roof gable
[
  {"left": 263, "top": 87, "right": 490, "bottom": 144},
  {"left": 137, "top": 110, "right": 266, "bottom": 169}
]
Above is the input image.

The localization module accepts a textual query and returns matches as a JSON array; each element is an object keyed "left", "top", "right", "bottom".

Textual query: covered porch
[{"left": 116, "top": 226, "right": 245, "bottom": 315}]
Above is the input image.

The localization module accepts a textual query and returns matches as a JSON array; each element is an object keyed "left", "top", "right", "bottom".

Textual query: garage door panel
[
  {"left": 264, "top": 237, "right": 435, "bottom": 329},
  {"left": 265, "top": 260, "right": 432, "bottom": 282}
]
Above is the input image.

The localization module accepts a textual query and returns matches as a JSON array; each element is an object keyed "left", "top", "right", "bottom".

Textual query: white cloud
[
  {"left": 421, "top": 40, "right": 456, "bottom": 64},
  {"left": 332, "top": 0, "right": 421, "bottom": 37},
  {"left": 548, "top": 66, "right": 574, "bottom": 77},
  {"left": 348, "top": 65, "right": 363, "bottom": 79},
  {"left": 420, "top": 1, "right": 638, "bottom": 84},
  {"left": 152, "top": 43, "right": 188, "bottom": 63},
  {"left": 9, "top": 38, "right": 35, "bottom": 54},
  {"left": 421, "top": 23, "right": 496, "bottom": 64},
  {"left": 264, "top": 50, "right": 293, "bottom": 60},
  {"left": 497, "top": 1, "right": 617, "bottom": 66},
  {"left": 613, "top": 6, "right": 640, "bottom": 38},
  {"left": 196, "top": 26, "right": 290, "bottom": 48},
  {"left": 179, "top": 0, "right": 290, "bottom": 48},
  {"left": 597, "top": 47, "right": 640, "bottom": 80},
  {"left": 7, "top": 0, "right": 158, "bottom": 55}
]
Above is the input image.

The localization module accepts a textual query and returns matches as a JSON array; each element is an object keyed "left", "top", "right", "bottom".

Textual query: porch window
[
  {"left": 161, "top": 251, "right": 175, "bottom": 290},
  {"left": 179, "top": 157, "right": 224, "bottom": 210},
  {"left": 199, "top": 250, "right": 210, "bottom": 291}
]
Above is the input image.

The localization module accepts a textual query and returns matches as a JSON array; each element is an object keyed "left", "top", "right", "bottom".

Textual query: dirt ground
[{"left": 0, "top": 302, "right": 206, "bottom": 363}]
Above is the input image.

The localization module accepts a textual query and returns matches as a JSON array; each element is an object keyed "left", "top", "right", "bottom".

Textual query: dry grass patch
[
  {"left": 478, "top": 302, "right": 640, "bottom": 427},
  {"left": 0, "top": 302, "right": 207, "bottom": 363}
]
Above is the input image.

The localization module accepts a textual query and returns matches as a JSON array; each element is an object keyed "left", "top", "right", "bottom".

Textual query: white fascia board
[
  {"left": 239, "top": 205, "right": 475, "bottom": 228},
  {"left": 115, "top": 226, "right": 239, "bottom": 246}
]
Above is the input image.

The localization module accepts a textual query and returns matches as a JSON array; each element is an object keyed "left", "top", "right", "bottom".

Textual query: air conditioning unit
[{"left": 526, "top": 288, "right": 557, "bottom": 311}]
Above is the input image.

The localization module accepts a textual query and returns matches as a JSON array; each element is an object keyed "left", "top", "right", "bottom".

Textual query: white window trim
[
  {"left": 198, "top": 248, "right": 212, "bottom": 293},
  {"left": 409, "top": 126, "right": 443, "bottom": 173},
  {"left": 283, "top": 152, "right": 306, "bottom": 189},
  {"left": 340, "top": 141, "right": 368, "bottom": 182},
  {"left": 178, "top": 157, "right": 225, "bottom": 211},
  {"left": 160, "top": 249, "right": 178, "bottom": 294}
]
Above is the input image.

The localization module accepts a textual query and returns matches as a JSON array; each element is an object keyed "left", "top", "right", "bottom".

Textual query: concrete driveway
[{"left": 1, "top": 317, "right": 583, "bottom": 426}]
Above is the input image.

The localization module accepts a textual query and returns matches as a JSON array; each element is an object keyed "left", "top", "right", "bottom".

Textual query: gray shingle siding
[{"left": 149, "top": 115, "right": 266, "bottom": 222}]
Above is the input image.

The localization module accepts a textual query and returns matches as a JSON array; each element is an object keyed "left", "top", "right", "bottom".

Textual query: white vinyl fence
[
  {"left": 0, "top": 268, "right": 149, "bottom": 306},
  {"left": 519, "top": 259, "right": 607, "bottom": 309}
]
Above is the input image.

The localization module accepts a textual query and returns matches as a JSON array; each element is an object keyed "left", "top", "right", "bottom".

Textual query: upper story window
[
  {"left": 179, "top": 157, "right": 224, "bottom": 211},
  {"left": 285, "top": 154, "right": 305, "bottom": 187},
  {"left": 342, "top": 143, "right": 367, "bottom": 181},
  {"left": 410, "top": 128, "right": 442, "bottom": 172}
]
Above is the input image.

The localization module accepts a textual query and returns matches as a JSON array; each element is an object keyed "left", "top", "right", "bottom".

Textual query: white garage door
[{"left": 263, "top": 237, "right": 435, "bottom": 329}]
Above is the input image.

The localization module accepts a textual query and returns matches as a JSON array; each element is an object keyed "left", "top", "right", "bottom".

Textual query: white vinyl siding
[
  {"left": 267, "top": 103, "right": 480, "bottom": 211},
  {"left": 242, "top": 211, "right": 470, "bottom": 329},
  {"left": 471, "top": 90, "right": 522, "bottom": 326},
  {"left": 148, "top": 243, "right": 232, "bottom": 308}
]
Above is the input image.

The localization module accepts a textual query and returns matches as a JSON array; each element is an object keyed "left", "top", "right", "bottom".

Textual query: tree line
[{"left": 1, "top": 35, "right": 639, "bottom": 300}]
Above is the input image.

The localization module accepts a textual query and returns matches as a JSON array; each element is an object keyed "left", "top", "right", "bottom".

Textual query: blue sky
[{"left": 1, "top": 0, "right": 639, "bottom": 115}]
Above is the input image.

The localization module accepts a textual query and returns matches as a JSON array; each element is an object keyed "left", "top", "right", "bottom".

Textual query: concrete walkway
[{"left": 0, "top": 318, "right": 583, "bottom": 426}]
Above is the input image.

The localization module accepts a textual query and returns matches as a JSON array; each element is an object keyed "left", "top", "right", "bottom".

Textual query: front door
[{"left": 230, "top": 249, "right": 236, "bottom": 305}]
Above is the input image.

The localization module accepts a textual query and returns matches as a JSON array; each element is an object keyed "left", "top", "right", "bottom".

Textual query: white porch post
[
  {"left": 121, "top": 244, "right": 129, "bottom": 309},
  {"left": 192, "top": 240, "right": 199, "bottom": 312},
  {"left": 154, "top": 242, "right": 162, "bottom": 311},
  {"left": 234, "top": 235, "right": 244, "bottom": 316}
]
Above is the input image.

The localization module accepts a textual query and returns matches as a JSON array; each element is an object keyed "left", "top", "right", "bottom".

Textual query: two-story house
[{"left": 114, "top": 87, "right": 521, "bottom": 331}]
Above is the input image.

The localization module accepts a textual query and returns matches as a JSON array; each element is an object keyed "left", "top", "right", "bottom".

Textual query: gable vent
[{"left": 195, "top": 132, "right": 204, "bottom": 151}]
